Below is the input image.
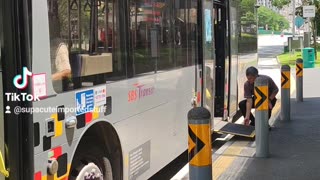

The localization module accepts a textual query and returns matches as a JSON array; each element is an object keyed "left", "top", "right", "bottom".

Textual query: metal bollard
[
  {"left": 281, "top": 65, "right": 291, "bottom": 121},
  {"left": 296, "top": 58, "right": 303, "bottom": 102},
  {"left": 188, "top": 107, "right": 212, "bottom": 180},
  {"left": 254, "top": 77, "right": 269, "bottom": 158}
]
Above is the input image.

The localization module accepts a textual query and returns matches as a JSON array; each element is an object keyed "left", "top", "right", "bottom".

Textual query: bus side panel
[
  {"left": 31, "top": 0, "right": 196, "bottom": 179},
  {"left": 111, "top": 67, "right": 195, "bottom": 180},
  {"left": 32, "top": 66, "right": 195, "bottom": 179}
]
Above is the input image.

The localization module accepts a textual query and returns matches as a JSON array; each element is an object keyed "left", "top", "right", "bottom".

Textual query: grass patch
[{"left": 277, "top": 49, "right": 320, "bottom": 68}]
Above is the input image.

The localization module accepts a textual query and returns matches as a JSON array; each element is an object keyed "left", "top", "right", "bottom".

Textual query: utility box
[
  {"left": 288, "top": 36, "right": 304, "bottom": 52},
  {"left": 303, "top": 47, "right": 315, "bottom": 68}
]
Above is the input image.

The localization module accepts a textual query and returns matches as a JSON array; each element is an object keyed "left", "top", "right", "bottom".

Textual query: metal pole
[
  {"left": 281, "top": 65, "right": 291, "bottom": 121},
  {"left": 188, "top": 107, "right": 212, "bottom": 180},
  {"left": 296, "top": 58, "right": 303, "bottom": 102},
  {"left": 254, "top": 77, "right": 269, "bottom": 158},
  {"left": 292, "top": 0, "right": 295, "bottom": 36}
]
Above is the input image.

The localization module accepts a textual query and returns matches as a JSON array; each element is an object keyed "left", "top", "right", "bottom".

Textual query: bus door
[
  {"left": 202, "top": 1, "right": 215, "bottom": 126},
  {"left": 228, "top": 2, "right": 240, "bottom": 119},
  {"left": 1, "top": 0, "right": 33, "bottom": 179},
  {"left": 213, "top": 1, "right": 230, "bottom": 120}
]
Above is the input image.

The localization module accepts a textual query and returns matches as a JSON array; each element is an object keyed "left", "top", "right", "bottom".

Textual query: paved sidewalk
[
  {"left": 173, "top": 68, "right": 320, "bottom": 180},
  {"left": 216, "top": 68, "right": 320, "bottom": 180},
  {"left": 171, "top": 35, "right": 320, "bottom": 180}
]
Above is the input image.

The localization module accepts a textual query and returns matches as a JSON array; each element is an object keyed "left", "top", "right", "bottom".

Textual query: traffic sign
[
  {"left": 303, "top": 5, "right": 316, "bottom": 18},
  {"left": 295, "top": 16, "right": 304, "bottom": 28}
]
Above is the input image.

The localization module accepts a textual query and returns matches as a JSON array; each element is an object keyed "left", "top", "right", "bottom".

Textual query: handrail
[{"left": 0, "top": 151, "right": 9, "bottom": 177}]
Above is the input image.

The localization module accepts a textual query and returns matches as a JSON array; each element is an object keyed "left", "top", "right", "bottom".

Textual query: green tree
[
  {"left": 258, "top": 6, "right": 290, "bottom": 31},
  {"left": 240, "top": 0, "right": 256, "bottom": 14},
  {"left": 240, "top": 0, "right": 257, "bottom": 31},
  {"left": 272, "top": 0, "right": 291, "bottom": 9}
]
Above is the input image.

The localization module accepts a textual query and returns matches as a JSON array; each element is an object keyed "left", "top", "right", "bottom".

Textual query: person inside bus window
[
  {"left": 238, "top": 66, "right": 278, "bottom": 128},
  {"left": 107, "top": 26, "right": 113, "bottom": 49},
  {"left": 48, "top": 10, "right": 71, "bottom": 91},
  {"left": 51, "top": 41, "right": 71, "bottom": 81},
  {"left": 98, "top": 27, "right": 106, "bottom": 48}
]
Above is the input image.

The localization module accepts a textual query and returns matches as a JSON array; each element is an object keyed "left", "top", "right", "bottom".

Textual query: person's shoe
[{"left": 269, "top": 125, "right": 272, "bottom": 131}]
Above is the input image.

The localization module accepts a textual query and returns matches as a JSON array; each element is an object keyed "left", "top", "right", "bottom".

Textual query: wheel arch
[{"left": 69, "top": 120, "right": 123, "bottom": 180}]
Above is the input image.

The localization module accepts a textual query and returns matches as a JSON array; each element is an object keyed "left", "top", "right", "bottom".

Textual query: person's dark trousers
[{"left": 238, "top": 98, "right": 277, "bottom": 126}]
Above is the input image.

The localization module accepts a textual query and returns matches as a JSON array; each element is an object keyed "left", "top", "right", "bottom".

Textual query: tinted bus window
[
  {"left": 47, "top": 0, "right": 124, "bottom": 93},
  {"left": 129, "top": 0, "right": 195, "bottom": 76}
]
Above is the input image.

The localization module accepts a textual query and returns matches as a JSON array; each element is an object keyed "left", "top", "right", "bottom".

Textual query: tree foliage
[
  {"left": 240, "top": 0, "right": 256, "bottom": 14},
  {"left": 258, "top": 6, "right": 290, "bottom": 31},
  {"left": 240, "top": 0, "right": 256, "bottom": 26},
  {"left": 271, "top": 0, "right": 291, "bottom": 9}
]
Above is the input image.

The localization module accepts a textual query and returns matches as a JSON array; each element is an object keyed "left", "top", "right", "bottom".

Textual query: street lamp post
[
  {"left": 255, "top": 4, "right": 260, "bottom": 63},
  {"left": 255, "top": 5, "right": 260, "bottom": 36},
  {"left": 292, "top": 0, "right": 295, "bottom": 36}
]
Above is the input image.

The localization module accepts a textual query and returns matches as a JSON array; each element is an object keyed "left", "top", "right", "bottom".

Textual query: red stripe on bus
[
  {"left": 52, "top": 146, "right": 62, "bottom": 159},
  {"left": 85, "top": 112, "right": 93, "bottom": 124},
  {"left": 34, "top": 171, "right": 41, "bottom": 180}
]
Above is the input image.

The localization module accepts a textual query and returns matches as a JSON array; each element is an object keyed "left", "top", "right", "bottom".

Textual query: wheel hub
[{"left": 76, "top": 162, "right": 103, "bottom": 180}]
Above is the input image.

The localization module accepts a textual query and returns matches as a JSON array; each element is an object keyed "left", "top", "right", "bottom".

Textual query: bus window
[
  {"left": 47, "top": 0, "right": 124, "bottom": 93},
  {"left": 129, "top": 0, "right": 195, "bottom": 76}
]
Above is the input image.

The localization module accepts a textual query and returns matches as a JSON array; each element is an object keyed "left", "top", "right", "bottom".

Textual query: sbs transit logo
[{"left": 128, "top": 83, "right": 155, "bottom": 102}]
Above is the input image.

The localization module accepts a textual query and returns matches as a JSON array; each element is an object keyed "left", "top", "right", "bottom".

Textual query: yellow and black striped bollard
[
  {"left": 281, "top": 65, "right": 291, "bottom": 121},
  {"left": 254, "top": 77, "right": 269, "bottom": 158},
  {"left": 188, "top": 107, "right": 212, "bottom": 180},
  {"left": 296, "top": 58, "right": 303, "bottom": 102}
]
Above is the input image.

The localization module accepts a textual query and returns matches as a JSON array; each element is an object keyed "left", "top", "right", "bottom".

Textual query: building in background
[
  {"left": 279, "top": 0, "right": 303, "bottom": 33},
  {"left": 257, "top": 0, "right": 279, "bottom": 12}
]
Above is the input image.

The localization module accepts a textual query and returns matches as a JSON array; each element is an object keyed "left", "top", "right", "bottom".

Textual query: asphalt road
[{"left": 258, "top": 35, "right": 287, "bottom": 59}]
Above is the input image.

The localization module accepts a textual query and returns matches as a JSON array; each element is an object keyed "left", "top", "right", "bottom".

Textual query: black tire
[{"left": 69, "top": 142, "right": 113, "bottom": 180}]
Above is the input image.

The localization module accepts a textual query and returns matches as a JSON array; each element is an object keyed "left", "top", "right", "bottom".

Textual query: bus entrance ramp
[{"left": 214, "top": 121, "right": 255, "bottom": 138}]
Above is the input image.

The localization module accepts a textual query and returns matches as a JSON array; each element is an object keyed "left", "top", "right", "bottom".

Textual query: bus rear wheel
[{"left": 69, "top": 144, "right": 113, "bottom": 180}]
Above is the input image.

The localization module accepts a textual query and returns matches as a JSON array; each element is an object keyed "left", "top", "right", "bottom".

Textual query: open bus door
[
  {"left": 1, "top": 0, "right": 34, "bottom": 179},
  {"left": 213, "top": 0, "right": 255, "bottom": 138},
  {"left": 0, "top": 4, "right": 6, "bottom": 179},
  {"left": 213, "top": 1, "right": 229, "bottom": 120},
  {"left": 0, "top": 2, "right": 7, "bottom": 179},
  {"left": 202, "top": 2, "right": 215, "bottom": 128}
]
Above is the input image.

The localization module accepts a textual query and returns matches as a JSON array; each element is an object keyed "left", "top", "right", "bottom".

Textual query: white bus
[{"left": 0, "top": 0, "right": 257, "bottom": 179}]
